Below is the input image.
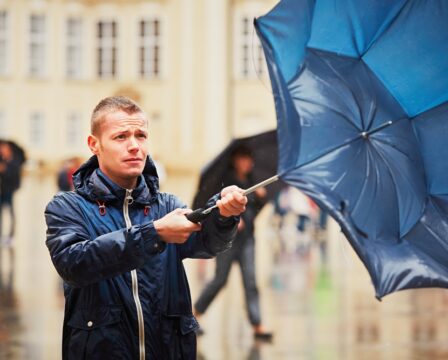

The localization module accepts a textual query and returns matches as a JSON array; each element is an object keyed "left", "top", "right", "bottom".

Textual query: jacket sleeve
[
  {"left": 163, "top": 193, "right": 239, "bottom": 260},
  {"left": 45, "top": 193, "right": 165, "bottom": 288}
]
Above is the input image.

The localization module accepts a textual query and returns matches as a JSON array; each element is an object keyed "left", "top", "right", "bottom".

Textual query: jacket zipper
[{"left": 123, "top": 189, "right": 146, "bottom": 360}]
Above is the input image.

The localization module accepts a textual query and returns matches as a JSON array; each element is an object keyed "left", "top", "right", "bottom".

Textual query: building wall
[{"left": 0, "top": 0, "right": 277, "bottom": 172}]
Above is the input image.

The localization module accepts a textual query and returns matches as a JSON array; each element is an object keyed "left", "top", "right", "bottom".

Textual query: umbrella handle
[
  {"left": 186, "top": 175, "right": 280, "bottom": 223},
  {"left": 185, "top": 208, "right": 208, "bottom": 223}
]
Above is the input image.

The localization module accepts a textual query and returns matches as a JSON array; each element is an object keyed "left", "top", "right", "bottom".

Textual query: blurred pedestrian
[
  {"left": 0, "top": 141, "right": 24, "bottom": 246},
  {"left": 194, "top": 145, "right": 273, "bottom": 341},
  {"left": 315, "top": 208, "right": 329, "bottom": 265},
  {"left": 44, "top": 96, "right": 248, "bottom": 360},
  {"left": 277, "top": 185, "right": 316, "bottom": 255},
  {"left": 56, "top": 157, "right": 82, "bottom": 192}
]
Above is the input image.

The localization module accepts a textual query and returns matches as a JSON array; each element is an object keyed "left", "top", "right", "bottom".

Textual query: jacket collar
[{"left": 73, "top": 155, "right": 159, "bottom": 205}]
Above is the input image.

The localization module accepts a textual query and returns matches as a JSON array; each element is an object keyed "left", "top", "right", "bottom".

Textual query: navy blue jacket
[{"left": 45, "top": 156, "right": 238, "bottom": 359}]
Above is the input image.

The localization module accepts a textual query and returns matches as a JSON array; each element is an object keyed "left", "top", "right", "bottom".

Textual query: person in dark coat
[
  {"left": 44, "top": 96, "right": 248, "bottom": 360},
  {"left": 193, "top": 146, "right": 273, "bottom": 341},
  {"left": 0, "top": 141, "right": 24, "bottom": 244}
]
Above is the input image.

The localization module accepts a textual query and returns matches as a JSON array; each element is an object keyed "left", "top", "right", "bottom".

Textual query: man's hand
[
  {"left": 154, "top": 208, "right": 201, "bottom": 243},
  {"left": 217, "top": 185, "right": 248, "bottom": 218}
]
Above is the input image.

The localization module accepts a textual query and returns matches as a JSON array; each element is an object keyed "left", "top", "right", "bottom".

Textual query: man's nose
[{"left": 128, "top": 136, "right": 139, "bottom": 151}]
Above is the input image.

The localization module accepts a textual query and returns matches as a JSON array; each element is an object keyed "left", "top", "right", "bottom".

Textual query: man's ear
[{"left": 87, "top": 135, "right": 100, "bottom": 155}]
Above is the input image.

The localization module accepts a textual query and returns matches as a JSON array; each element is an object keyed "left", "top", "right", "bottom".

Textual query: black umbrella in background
[
  {"left": 0, "top": 139, "right": 26, "bottom": 166},
  {"left": 191, "top": 130, "right": 284, "bottom": 212}
]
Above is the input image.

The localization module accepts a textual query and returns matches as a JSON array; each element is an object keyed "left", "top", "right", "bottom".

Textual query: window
[
  {"left": 0, "top": 11, "right": 8, "bottom": 75},
  {"left": 234, "top": 15, "right": 265, "bottom": 79},
  {"left": 66, "top": 112, "right": 82, "bottom": 147},
  {"left": 29, "top": 15, "right": 46, "bottom": 77},
  {"left": 139, "top": 18, "right": 161, "bottom": 78},
  {"left": 66, "top": 18, "right": 83, "bottom": 79},
  {"left": 97, "top": 20, "right": 117, "bottom": 78},
  {"left": 29, "top": 112, "right": 45, "bottom": 147}
]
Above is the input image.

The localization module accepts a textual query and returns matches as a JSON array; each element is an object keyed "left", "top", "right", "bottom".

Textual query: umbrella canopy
[
  {"left": 255, "top": 0, "right": 448, "bottom": 299},
  {"left": 192, "top": 130, "right": 283, "bottom": 210},
  {"left": 0, "top": 139, "right": 26, "bottom": 166}
]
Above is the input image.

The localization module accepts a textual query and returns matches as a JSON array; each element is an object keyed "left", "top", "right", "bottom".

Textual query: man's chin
[
  {"left": 121, "top": 167, "right": 144, "bottom": 178},
  {"left": 126, "top": 170, "right": 144, "bottom": 177}
]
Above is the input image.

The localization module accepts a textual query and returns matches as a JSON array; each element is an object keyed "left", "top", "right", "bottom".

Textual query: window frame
[
  {"left": 66, "top": 17, "right": 83, "bottom": 79},
  {"left": 66, "top": 111, "right": 83, "bottom": 148},
  {"left": 29, "top": 111, "right": 45, "bottom": 147},
  {"left": 0, "top": 10, "right": 9, "bottom": 76},
  {"left": 96, "top": 19, "right": 118, "bottom": 79},
  {"left": 233, "top": 7, "right": 266, "bottom": 80},
  {"left": 138, "top": 16, "right": 163, "bottom": 79},
  {"left": 28, "top": 14, "right": 46, "bottom": 78}
]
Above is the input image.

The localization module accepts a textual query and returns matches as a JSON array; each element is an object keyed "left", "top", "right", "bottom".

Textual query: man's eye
[
  {"left": 115, "top": 134, "right": 126, "bottom": 140},
  {"left": 138, "top": 134, "right": 147, "bottom": 139}
]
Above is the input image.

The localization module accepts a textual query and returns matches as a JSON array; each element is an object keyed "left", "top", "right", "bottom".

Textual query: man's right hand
[{"left": 153, "top": 208, "right": 201, "bottom": 243}]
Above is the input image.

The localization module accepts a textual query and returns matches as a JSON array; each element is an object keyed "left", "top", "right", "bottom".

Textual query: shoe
[{"left": 254, "top": 331, "right": 273, "bottom": 342}]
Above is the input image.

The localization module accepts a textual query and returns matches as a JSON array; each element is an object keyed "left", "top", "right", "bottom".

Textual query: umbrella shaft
[
  {"left": 242, "top": 174, "right": 280, "bottom": 195},
  {"left": 202, "top": 174, "right": 280, "bottom": 215}
]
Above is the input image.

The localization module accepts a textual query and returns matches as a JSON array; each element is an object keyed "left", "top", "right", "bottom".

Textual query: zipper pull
[{"left": 125, "top": 189, "right": 134, "bottom": 205}]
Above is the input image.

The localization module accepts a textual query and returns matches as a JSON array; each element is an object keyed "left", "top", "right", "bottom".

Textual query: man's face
[{"left": 88, "top": 110, "right": 149, "bottom": 189}]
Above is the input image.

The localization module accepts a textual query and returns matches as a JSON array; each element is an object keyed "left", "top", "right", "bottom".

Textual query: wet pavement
[{"left": 1, "top": 173, "right": 448, "bottom": 359}]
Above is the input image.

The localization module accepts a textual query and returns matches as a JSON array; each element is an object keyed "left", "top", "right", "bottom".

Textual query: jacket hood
[{"left": 72, "top": 155, "right": 159, "bottom": 205}]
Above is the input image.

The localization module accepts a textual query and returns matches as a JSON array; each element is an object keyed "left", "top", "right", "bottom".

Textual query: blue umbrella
[{"left": 254, "top": 0, "right": 448, "bottom": 299}]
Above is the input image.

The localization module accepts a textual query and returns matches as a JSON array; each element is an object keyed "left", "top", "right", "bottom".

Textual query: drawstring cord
[
  {"left": 96, "top": 200, "right": 106, "bottom": 216},
  {"left": 96, "top": 200, "right": 150, "bottom": 217}
]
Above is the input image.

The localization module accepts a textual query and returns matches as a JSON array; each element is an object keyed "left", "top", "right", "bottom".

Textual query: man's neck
[{"left": 98, "top": 169, "right": 138, "bottom": 190}]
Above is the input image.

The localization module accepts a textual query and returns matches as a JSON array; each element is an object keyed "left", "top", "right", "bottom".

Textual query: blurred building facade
[{"left": 0, "top": 0, "right": 277, "bottom": 172}]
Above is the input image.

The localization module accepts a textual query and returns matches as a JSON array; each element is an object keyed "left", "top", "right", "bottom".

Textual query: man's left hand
[{"left": 217, "top": 185, "right": 248, "bottom": 218}]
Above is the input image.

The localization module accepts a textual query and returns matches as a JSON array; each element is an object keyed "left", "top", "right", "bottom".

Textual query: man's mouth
[{"left": 124, "top": 158, "right": 142, "bottom": 163}]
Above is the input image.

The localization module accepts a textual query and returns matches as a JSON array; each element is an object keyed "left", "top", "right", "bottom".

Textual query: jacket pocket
[
  {"left": 66, "top": 306, "right": 128, "bottom": 360},
  {"left": 179, "top": 315, "right": 199, "bottom": 335},
  {"left": 161, "top": 314, "right": 199, "bottom": 359}
]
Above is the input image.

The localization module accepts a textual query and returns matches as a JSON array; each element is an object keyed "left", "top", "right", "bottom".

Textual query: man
[
  {"left": 194, "top": 146, "right": 273, "bottom": 341},
  {"left": 45, "top": 96, "right": 247, "bottom": 360}
]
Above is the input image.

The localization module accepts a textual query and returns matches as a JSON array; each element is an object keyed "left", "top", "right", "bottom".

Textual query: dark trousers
[
  {"left": 194, "top": 235, "right": 261, "bottom": 326},
  {"left": 0, "top": 191, "right": 15, "bottom": 238}
]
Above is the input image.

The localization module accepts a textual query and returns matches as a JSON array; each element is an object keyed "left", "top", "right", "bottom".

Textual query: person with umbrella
[
  {"left": 194, "top": 145, "right": 274, "bottom": 341},
  {"left": 0, "top": 140, "right": 24, "bottom": 246},
  {"left": 44, "top": 96, "right": 248, "bottom": 360}
]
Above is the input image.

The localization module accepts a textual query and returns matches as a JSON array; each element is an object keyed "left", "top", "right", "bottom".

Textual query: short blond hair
[{"left": 91, "top": 96, "right": 145, "bottom": 135}]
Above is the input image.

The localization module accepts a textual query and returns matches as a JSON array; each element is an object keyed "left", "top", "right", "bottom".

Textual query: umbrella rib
[
  {"left": 375, "top": 141, "right": 425, "bottom": 201},
  {"left": 290, "top": 94, "right": 360, "bottom": 131},
  {"left": 362, "top": 66, "right": 378, "bottom": 131},
  {"left": 417, "top": 216, "right": 448, "bottom": 260},
  {"left": 289, "top": 57, "right": 363, "bottom": 128},
  {"left": 281, "top": 136, "right": 361, "bottom": 176},
  {"left": 366, "top": 142, "right": 401, "bottom": 230},
  {"left": 291, "top": 78, "right": 360, "bottom": 130},
  {"left": 373, "top": 137, "right": 416, "bottom": 160},
  {"left": 348, "top": 145, "right": 374, "bottom": 217},
  {"left": 360, "top": 1, "right": 410, "bottom": 56},
  {"left": 368, "top": 139, "right": 426, "bottom": 236},
  {"left": 310, "top": 49, "right": 365, "bottom": 124},
  {"left": 329, "top": 141, "right": 364, "bottom": 192}
]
